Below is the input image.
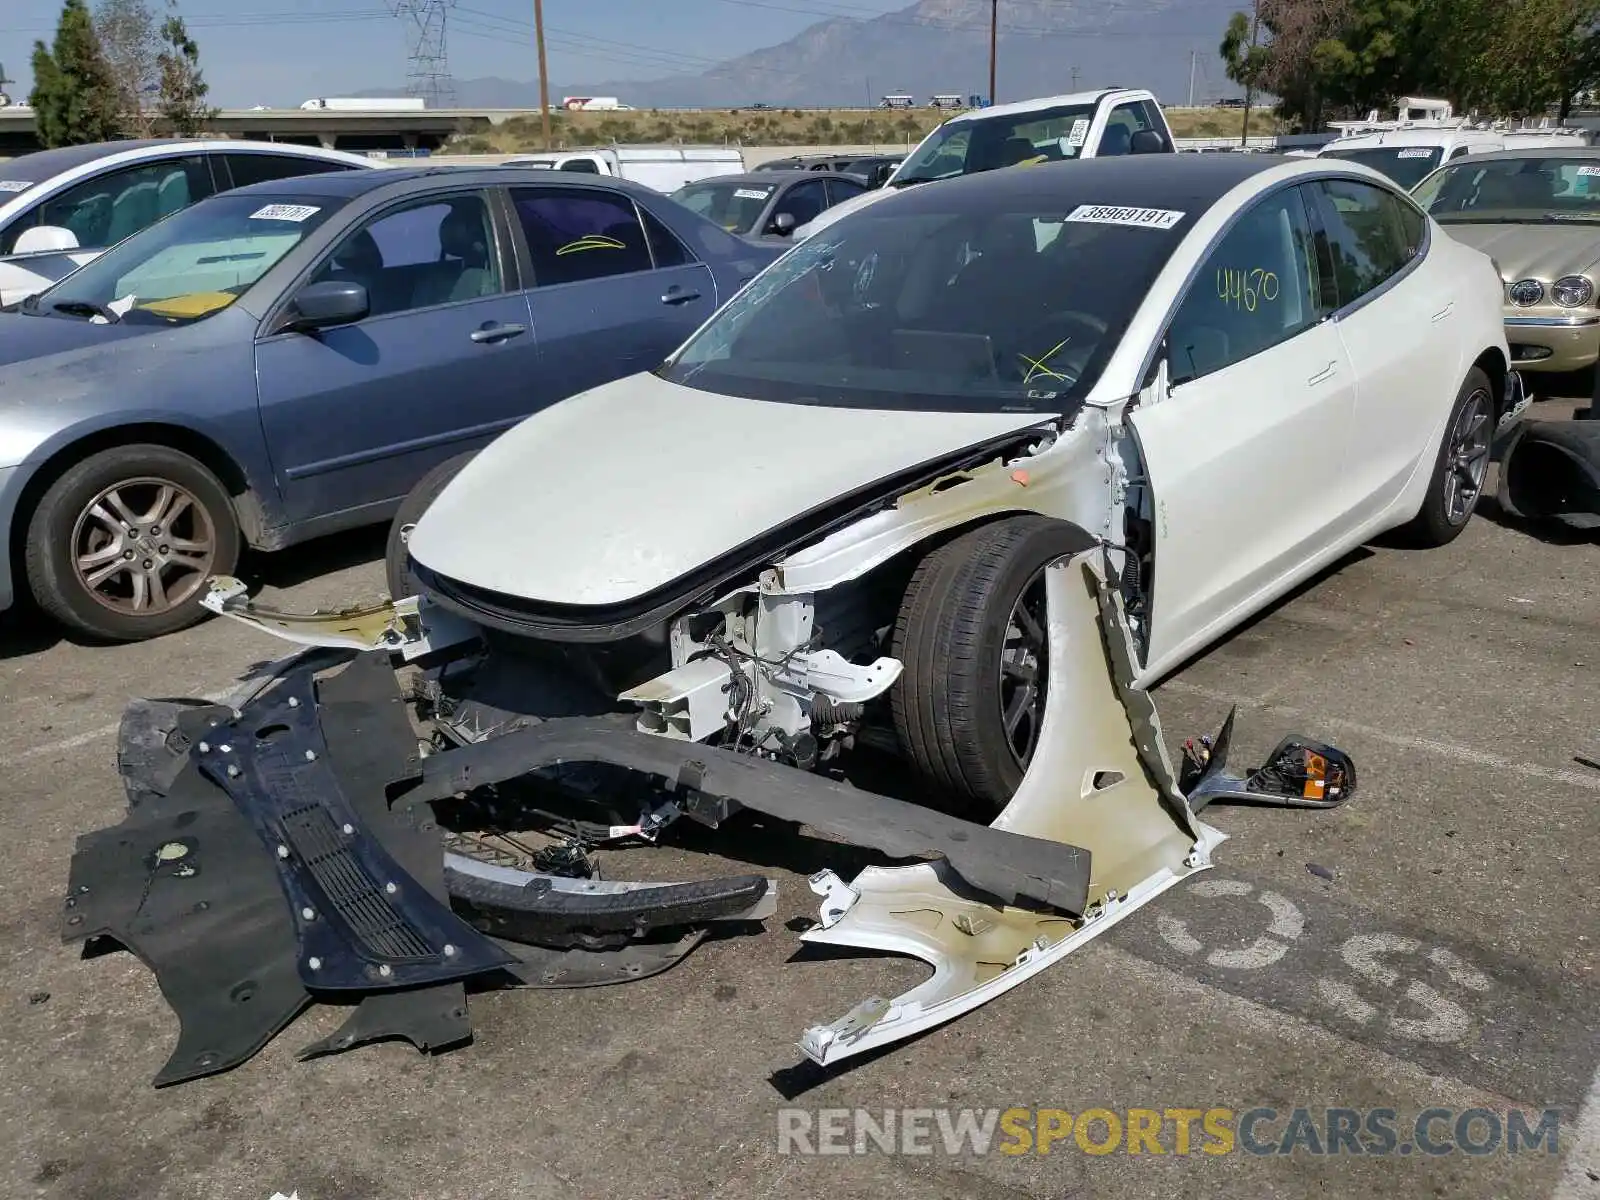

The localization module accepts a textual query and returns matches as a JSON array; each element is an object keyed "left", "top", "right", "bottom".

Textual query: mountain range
[{"left": 369, "top": 0, "right": 1247, "bottom": 110}]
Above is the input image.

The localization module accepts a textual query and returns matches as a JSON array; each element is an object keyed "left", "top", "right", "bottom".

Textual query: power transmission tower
[{"left": 390, "top": 0, "right": 458, "bottom": 108}]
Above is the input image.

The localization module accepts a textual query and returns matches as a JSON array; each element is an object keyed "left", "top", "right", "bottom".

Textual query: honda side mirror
[{"left": 289, "top": 280, "right": 369, "bottom": 330}]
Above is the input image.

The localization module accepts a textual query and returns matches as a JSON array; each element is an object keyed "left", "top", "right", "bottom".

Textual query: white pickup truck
[
  {"left": 501, "top": 145, "right": 747, "bottom": 192},
  {"left": 795, "top": 87, "right": 1175, "bottom": 240}
]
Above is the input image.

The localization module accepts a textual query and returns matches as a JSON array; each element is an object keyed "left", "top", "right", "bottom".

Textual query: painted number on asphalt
[
  {"left": 1317, "top": 933, "right": 1493, "bottom": 1044},
  {"left": 1156, "top": 879, "right": 1305, "bottom": 968},
  {"left": 1156, "top": 878, "right": 1493, "bottom": 1046}
]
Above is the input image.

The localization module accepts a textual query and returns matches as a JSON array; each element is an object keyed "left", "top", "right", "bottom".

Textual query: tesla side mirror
[
  {"left": 769, "top": 212, "right": 797, "bottom": 236},
  {"left": 1129, "top": 130, "right": 1166, "bottom": 155},
  {"left": 11, "top": 225, "right": 80, "bottom": 254},
  {"left": 289, "top": 280, "right": 368, "bottom": 329}
]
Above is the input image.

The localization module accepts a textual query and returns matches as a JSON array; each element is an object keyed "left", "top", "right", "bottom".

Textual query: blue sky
[{"left": 1, "top": 0, "right": 917, "bottom": 105}]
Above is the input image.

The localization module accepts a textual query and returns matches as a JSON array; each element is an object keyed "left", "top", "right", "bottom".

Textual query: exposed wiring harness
[{"left": 694, "top": 625, "right": 826, "bottom": 754}]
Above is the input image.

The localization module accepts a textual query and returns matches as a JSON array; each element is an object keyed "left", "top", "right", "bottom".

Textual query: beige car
[{"left": 1413, "top": 147, "right": 1600, "bottom": 375}]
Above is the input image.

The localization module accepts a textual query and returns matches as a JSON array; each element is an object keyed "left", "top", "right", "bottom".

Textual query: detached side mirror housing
[
  {"left": 12, "top": 225, "right": 80, "bottom": 254},
  {"left": 288, "top": 279, "right": 368, "bottom": 330},
  {"left": 769, "top": 211, "right": 797, "bottom": 237}
]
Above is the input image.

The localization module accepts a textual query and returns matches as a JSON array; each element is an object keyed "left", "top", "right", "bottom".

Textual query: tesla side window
[
  {"left": 1167, "top": 187, "right": 1323, "bottom": 384},
  {"left": 2, "top": 156, "right": 214, "bottom": 253},
  {"left": 1310, "top": 178, "right": 1422, "bottom": 308},
  {"left": 511, "top": 187, "right": 654, "bottom": 285},
  {"left": 219, "top": 153, "right": 358, "bottom": 188}
]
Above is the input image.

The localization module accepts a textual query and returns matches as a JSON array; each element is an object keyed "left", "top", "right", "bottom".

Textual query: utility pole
[
  {"left": 988, "top": 0, "right": 998, "bottom": 105},
  {"left": 534, "top": 0, "right": 552, "bottom": 151},
  {"left": 1188, "top": 49, "right": 1197, "bottom": 108}
]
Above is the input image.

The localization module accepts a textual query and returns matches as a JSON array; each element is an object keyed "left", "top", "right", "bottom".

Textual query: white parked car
[
  {"left": 216, "top": 153, "right": 1522, "bottom": 816},
  {"left": 0, "top": 139, "right": 380, "bottom": 306}
]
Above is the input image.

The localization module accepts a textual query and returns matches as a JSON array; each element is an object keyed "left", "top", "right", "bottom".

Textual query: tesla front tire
[
  {"left": 385, "top": 451, "right": 477, "bottom": 603},
  {"left": 890, "top": 515, "right": 1097, "bottom": 815}
]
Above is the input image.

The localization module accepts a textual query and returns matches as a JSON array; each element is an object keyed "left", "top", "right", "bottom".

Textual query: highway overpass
[{"left": 0, "top": 106, "right": 525, "bottom": 155}]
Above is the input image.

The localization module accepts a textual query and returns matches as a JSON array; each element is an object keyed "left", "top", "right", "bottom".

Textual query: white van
[
  {"left": 1318, "top": 97, "right": 1592, "bottom": 187},
  {"left": 502, "top": 145, "right": 746, "bottom": 191}
]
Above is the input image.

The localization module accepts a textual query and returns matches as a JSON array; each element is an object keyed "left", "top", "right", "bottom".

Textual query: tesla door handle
[
  {"left": 1432, "top": 301, "right": 1455, "bottom": 322},
  {"left": 470, "top": 323, "right": 527, "bottom": 344},
  {"left": 661, "top": 287, "right": 702, "bottom": 305},
  {"left": 1307, "top": 361, "right": 1337, "bottom": 386}
]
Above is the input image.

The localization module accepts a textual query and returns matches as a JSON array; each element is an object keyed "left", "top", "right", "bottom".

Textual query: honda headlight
[{"left": 1552, "top": 275, "right": 1594, "bottom": 308}]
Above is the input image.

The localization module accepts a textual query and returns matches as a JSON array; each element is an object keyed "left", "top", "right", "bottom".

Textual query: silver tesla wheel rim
[
  {"left": 999, "top": 568, "right": 1049, "bottom": 768},
  {"left": 70, "top": 477, "right": 216, "bottom": 616},
  {"left": 1443, "top": 389, "right": 1493, "bottom": 525}
]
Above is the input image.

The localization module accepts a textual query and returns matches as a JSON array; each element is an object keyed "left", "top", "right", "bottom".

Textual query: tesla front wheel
[
  {"left": 385, "top": 450, "right": 478, "bottom": 603},
  {"left": 890, "top": 515, "right": 1097, "bottom": 815}
]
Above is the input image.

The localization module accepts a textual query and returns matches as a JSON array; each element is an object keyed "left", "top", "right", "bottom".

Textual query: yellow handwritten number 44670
[{"left": 1217, "top": 267, "right": 1279, "bottom": 312}]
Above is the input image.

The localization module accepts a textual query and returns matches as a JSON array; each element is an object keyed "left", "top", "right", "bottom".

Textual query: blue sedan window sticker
[
  {"left": 0, "top": 180, "right": 34, "bottom": 193},
  {"left": 556, "top": 234, "right": 626, "bottom": 255},
  {"left": 734, "top": 188, "right": 772, "bottom": 200},
  {"left": 249, "top": 204, "right": 321, "bottom": 222},
  {"left": 1065, "top": 204, "right": 1185, "bottom": 230}
]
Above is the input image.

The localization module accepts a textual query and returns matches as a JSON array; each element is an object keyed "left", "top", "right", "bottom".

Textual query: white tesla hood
[{"left": 407, "top": 371, "right": 1045, "bottom": 606}]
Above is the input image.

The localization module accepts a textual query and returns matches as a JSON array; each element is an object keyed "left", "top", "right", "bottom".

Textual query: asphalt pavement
[{"left": 0, "top": 415, "right": 1596, "bottom": 1200}]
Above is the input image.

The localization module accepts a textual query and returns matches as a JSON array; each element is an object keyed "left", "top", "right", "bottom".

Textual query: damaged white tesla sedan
[
  {"left": 164, "top": 153, "right": 1518, "bottom": 1073},
  {"left": 386, "top": 152, "right": 1516, "bottom": 803}
]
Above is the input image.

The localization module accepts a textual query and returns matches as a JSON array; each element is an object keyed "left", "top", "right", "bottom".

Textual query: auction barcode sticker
[
  {"left": 250, "top": 204, "right": 321, "bottom": 222},
  {"left": 0, "top": 180, "right": 33, "bottom": 193},
  {"left": 1065, "top": 204, "right": 1185, "bottom": 230},
  {"left": 1398, "top": 148, "right": 1434, "bottom": 158},
  {"left": 734, "top": 188, "right": 771, "bottom": 200},
  {"left": 1578, "top": 165, "right": 1600, "bottom": 176}
]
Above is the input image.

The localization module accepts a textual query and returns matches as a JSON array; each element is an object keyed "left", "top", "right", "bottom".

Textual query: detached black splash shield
[{"left": 64, "top": 651, "right": 769, "bottom": 1086}]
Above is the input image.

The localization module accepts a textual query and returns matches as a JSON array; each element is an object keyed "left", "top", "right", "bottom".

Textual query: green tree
[
  {"left": 1220, "top": 6, "right": 1270, "bottom": 142},
  {"left": 94, "top": 0, "right": 158, "bottom": 137},
  {"left": 155, "top": 0, "right": 215, "bottom": 136},
  {"left": 1450, "top": 0, "right": 1600, "bottom": 118},
  {"left": 28, "top": 0, "right": 121, "bottom": 148}
]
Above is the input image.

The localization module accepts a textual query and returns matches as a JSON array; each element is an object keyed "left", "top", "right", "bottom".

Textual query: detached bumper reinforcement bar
[{"left": 402, "top": 715, "right": 1093, "bottom": 917}]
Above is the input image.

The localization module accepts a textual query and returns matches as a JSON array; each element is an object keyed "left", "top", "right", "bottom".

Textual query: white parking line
[
  {"left": 1162, "top": 680, "right": 1600, "bottom": 794},
  {"left": 1553, "top": 1066, "right": 1600, "bottom": 1198}
]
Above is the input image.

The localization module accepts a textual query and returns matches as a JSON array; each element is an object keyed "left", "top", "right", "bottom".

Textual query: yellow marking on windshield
[
  {"left": 133, "top": 291, "right": 238, "bottom": 318},
  {"left": 1018, "top": 336, "right": 1072, "bottom": 383},
  {"left": 1017, "top": 155, "right": 1049, "bottom": 167},
  {"left": 556, "top": 234, "right": 627, "bottom": 255}
]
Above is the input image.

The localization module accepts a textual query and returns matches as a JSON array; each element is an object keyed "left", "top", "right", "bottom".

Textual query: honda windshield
[
  {"left": 1320, "top": 145, "right": 1443, "bottom": 188},
  {"left": 1412, "top": 156, "right": 1600, "bottom": 223},
  {"left": 26, "top": 192, "right": 342, "bottom": 326},
  {"left": 661, "top": 197, "right": 1190, "bottom": 414},
  {"left": 671, "top": 180, "right": 775, "bottom": 234},
  {"left": 890, "top": 101, "right": 1101, "bottom": 186}
]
